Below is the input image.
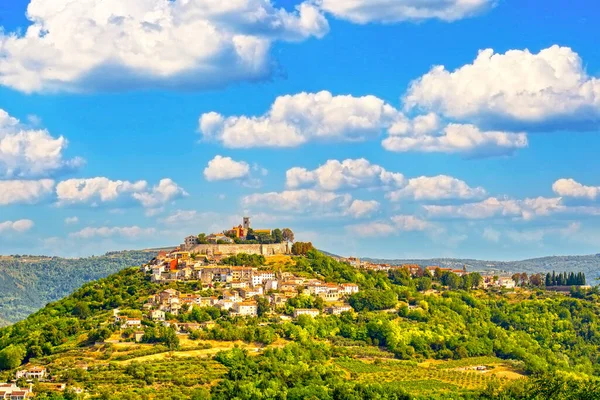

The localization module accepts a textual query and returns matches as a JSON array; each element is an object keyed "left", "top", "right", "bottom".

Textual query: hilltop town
[{"left": 0, "top": 218, "right": 594, "bottom": 398}]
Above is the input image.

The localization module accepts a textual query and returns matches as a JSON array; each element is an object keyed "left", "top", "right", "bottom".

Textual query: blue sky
[{"left": 1, "top": 0, "right": 600, "bottom": 259}]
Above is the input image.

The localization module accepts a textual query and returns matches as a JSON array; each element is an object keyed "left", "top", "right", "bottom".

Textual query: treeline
[{"left": 545, "top": 271, "right": 586, "bottom": 286}]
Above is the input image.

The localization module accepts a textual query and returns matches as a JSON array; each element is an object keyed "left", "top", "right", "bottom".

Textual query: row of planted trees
[{"left": 512, "top": 271, "right": 587, "bottom": 287}]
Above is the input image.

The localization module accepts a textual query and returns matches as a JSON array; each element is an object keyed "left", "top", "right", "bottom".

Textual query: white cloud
[
  {"left": 242, "top": 189, "right": 352, "bottom": 214},
  {"left": 64, "top": 216, "right": 79, "bottom": 225},
  {"left": 286, "top": 158, "right": 404, "bottom": 190},
  {"left": 0, "top": 109, "right": 83, "bottom": 178},
  {"left": 0, "top": 0, "right": 328, "bottom": 93},
  {"left": 383, "top": 122, "right": 528, "bottom": 157},
  {"left": 424, "top": 196, "right": 565, "bottom": 220},
  {"left": 387, "top": 175, "right": 486, "bottom": 201},
  {"left": 482, "top": 227, "right": 500, "bottom": 242},
  {"left": 345, "top": 199, "right": 380, "bottom": 218},
  {"left": 553, "top": 178, "right": 600, "bottom": 200},
  {"left": 0, "top": 219, "right": 34, "bottom": 233},
  {"left": 56, "top": 177, "right": 186, "bottom": 207},
  {"left": 56, "top": 177, "right": 148, "bottom": 204},
  {"left": 405, "top": 45, "right": 600, "bottom": 130},
  {"left": 160, "top": 210, "right": 220, "bottom": 226},
  {"left": 346, "top": 222, "right": 396, "bottom": 237},
  {"left": 0, "top": 179, "right": 54, "bottom": 205},
  {"left": 317, "top": 0, "right": 494, "bottom": 23},
  {"left": 70, "top": 225, "right": 156, "bottom": 239},
  {"left": 131, "top": 179, "right": 188, "bottom": 208},
  {"left": 346, "top": 214, "right": 431, "bottom": 237},
  {"left": 200, "top": 91, "right": 399, "bottom": 147},
  {"left": 203, "top": 155, "right": 265, "bottom": 188},
  {"left": 391, "top": 215, "right": 432, "bottom": 231}
]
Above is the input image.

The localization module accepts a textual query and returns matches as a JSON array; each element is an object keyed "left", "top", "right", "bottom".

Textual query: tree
[
  {"left": 470, "top": 273, "right": 482, "bottom": 289},
  {"left": 282, "top": 228, "right": 295, "bottom": 243},
  {"left": 271, "top": 229, "right": 283, "bottom": 244},
  {"left": 292, "top": 242, "right": 314, "bottom": 256},
  {"left": 197, "top": 233, "right": 208, "bottom": 244},
  {"left": 0, "top": 344, "right": 26, "bottom": 370},
  {"left": 72, "top": 301, "right": 91, "bottom": 319},
  {"left": 529, "top": 273, "right": 543, "bottom": 287},
  {"left": 519, "top": 272, "right": 529, "bottom": 286},
  {"left": 512, "top": 273, "right": 521, "bottom": 286},
  {"left": 349, "top": 290, "right": 397, "bottom": 312},
  {"left": 256, "top": 296, "right": 271, "bottom": 317},
  {"left": 416, "top": 277, "right": 432, "bottom": 291}
]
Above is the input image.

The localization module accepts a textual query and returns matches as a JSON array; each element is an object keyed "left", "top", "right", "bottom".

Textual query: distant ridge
[{"left": 355, "top": 253, "right": 600, "bottom": 282}]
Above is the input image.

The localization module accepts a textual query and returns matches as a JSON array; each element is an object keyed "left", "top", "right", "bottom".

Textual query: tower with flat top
[{"left": 243, "top": 217, "right": 251, "bottom": 230}]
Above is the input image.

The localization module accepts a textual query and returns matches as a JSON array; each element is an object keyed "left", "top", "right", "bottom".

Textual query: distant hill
[
  {"left": 360, "top": 254, "right": 600, "bottom": 282},
  {"left": 0, "top": 250, "right": 156, "bottom": 326}
]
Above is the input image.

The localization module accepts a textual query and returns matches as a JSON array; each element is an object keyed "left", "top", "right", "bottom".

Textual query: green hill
[
  {"left": 0, "top": 250, "right": 599, "bottom": 399},
  {"left": 0, "top": 251, "right": 157, "bottom": 326}
]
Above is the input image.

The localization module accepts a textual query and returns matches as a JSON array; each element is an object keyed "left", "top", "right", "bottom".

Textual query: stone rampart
[{"left": 190, "top": 243, "right": 291, "bottom": 257}]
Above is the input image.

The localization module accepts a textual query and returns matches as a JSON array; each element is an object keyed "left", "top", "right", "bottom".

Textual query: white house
[
  {"left": 150, "top": 310, "right": 165, "bottom": 321},
  {"left": 232, "top": 301, "right": 258, "bottom": 317},
  {"left": 293, "top": 309, "right": 320, "bottom": 318},
  {"left": 498, "top": 276, "right": 516, "bottom": 289},
  {"left": 15, "top": 366, "right": 46, "bottom": 380},
  {"left": 340, "top": 283, "right": 359, "bottom": 295},
  {"left": 264, "top": 279, "right": 279, "bottom": 291},
  {"left": 325, "top": 305, "right": 353, "bottom": 315},
  {"left": 252, "top": 272, "right": 276, "bottom": 287},
  {"left": 0, "top": 383, "right": 32, "bottom": 400}
]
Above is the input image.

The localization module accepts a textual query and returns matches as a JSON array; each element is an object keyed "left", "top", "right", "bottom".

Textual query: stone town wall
[{"left": 190, "top": 243, "right": 291, "bottom": 257}]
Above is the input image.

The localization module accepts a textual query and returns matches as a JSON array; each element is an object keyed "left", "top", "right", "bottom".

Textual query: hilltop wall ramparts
[{"left": 190, "top": 243, "right": 291, "bottom": 256}]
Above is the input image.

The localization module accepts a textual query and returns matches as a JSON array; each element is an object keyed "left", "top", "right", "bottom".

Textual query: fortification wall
[{"left": 191, "top": 243, "right": 291, "bottom": 257}]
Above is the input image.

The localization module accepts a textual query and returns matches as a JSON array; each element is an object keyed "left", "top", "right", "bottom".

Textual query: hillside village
[{"left": 0, "top": 218, "right": 592, "bottom": 398}]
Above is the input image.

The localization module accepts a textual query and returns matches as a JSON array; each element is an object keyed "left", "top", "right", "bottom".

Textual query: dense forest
[
  {"left": 0, "top": 251, "right": 156, "bottom": 326},
  {"left": 0, "top": 250, "right": 599, "bottom": 398}
]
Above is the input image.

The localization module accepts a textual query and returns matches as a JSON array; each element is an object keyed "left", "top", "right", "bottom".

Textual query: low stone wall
[{"left": 190, "top": 243, "right": 291, "bottom": 256}]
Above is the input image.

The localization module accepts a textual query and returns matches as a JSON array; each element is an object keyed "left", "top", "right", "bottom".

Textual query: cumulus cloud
[
  {"left": 286, "top": 158, "right": 404, "bottom": 190},
  {"left": 553, "top": 178, "right": 600, "bottom": 200},
  {"left": 382, "top": 121, "right": 528, "bottom": 157},
  {"left": 405, "top": 45, "right": 600, "bottom": 130},
  {"left": 424, "top": 196, "right": 565, "bottom": 220},
  {"left": 242, "top": 189, "right": 352, "bottom": 214},
  {"left": 0, "top": 219, "right": 34, "bottom": 233},
  {"left": 203, "top": 155, "right": 265, "bottom": 187},
  {"left": 386, "top": 175, "right": 486, "bottom": 201},
  {"left": 64, "top": 216, "right": 79, "bottom": 225},
  {"left": 0, "top": 0, "right": 329, "bottom": 93},
  {"left": 70, "top": 225, "right": 156, "bottom": 239},
  {"left": 317, "top": 0, "right": 495, "bottom": 23},
  {"left": 0, "top": 109, "right": 83, "bottom": 178},
  {"left": 345, "top": 199, "right": 380, "bottom": 218},
  {"left": 346, "top": 214, "right": 432, "bottom": 237},
  {"left": 56, "top": 177, "right": 186, "bottom": 207},
  {"left": 0, "top": 179, "right": 55, "bottom": 205},
  {"left": 199, "top": 91, "right": 399, "bottom": 147},
  {"left": 131, "top": 179, "right": 188, "bottom": 208}
]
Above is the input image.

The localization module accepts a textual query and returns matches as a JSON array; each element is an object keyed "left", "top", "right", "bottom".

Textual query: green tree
[
  {"left": 0, "top": 344, "right": 26, "bottom": 370},
  {"left": 271, "top": 229, "right": 283, "bottom": 243},
  {"left": 72, "top": 301, "right": 91, "bottom": 319},
  {"left": 256, "top": 296, "right": 271, "bottom": 317}
]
